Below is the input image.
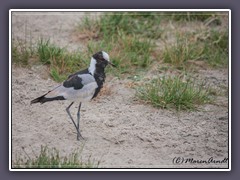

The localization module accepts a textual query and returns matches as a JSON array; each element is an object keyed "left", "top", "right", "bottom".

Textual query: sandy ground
[{"left": 11, "top": 12, "right": 229, "bottom": 168}]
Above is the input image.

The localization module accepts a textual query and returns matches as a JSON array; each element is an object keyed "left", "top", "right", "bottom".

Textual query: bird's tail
[
  {"left": 30, "top": 93, "right": 49, "bottom": 105},
  {"left": 31, "top": 91, "right": 66, "bottom": 105},
  {"left": 31, "top": 84, "right": 66, "bottom": 105}
]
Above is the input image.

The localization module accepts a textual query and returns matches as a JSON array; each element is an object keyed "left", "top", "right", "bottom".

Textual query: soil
[{"left": 11, "top": 11, "right": 229, "bottom": 168}]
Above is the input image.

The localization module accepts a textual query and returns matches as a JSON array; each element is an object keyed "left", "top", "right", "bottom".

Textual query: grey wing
[
  {"left": 78, "top": 74, "right": 97, "bottom": 85},
  {"left": 45, "top": 74, "right": 98, "bottom": 101}
]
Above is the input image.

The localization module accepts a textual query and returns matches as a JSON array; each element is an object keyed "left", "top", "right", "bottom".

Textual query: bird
[{"left": 31, "top": 51, "right": 115, "bottom": 141}]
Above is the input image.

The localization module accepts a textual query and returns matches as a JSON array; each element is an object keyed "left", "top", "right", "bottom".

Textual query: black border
[
  {"left": 0, "top": 0, "right": 239, "bottom": 179},
  {"left": 10, "top": 9, "right": 230, "bottom": 171}
]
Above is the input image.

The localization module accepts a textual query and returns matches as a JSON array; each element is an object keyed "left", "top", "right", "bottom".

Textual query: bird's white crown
[{"left": 102, "top": 51, "right": 110, "bottom": 61}]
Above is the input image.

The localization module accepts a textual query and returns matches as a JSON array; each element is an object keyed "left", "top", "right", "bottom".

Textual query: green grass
[
  {"left": 162, "top": 29, "right": 229, "bottom": 68},
  {"left": 162, "top": 33, "right": 203, "bottom": 68},
  {"left": 37, "top": 38, "right": 88, "bottom": 82},
  {"left": 78, "top": 12, "right": 228, "bottom": 74},
  {"left": 12, "top": 12, "right": 228, "bottom": 82},
  {"left": 98, "top": 12, "right": 163, "bottom": 39},
  {"left": 13, "top": 146, "right": 100, "bottom": 168},
  {"left": 12, "top": 38, "right": 89, "bottom": 82},
  {"left": 37, "top": 39, "right": 65, "bottom": 65},
  {"left": 76, "top": 12, "right": 163, "bottom": 75},
  {"left": 12, "top": 38, "right": 35, "bottom": 66},
  {"left": 168, "top": 12, "right": 215, "bottom": 21},
  {"left": 137, "top": 75, "right": 213, "bottom": 111},
  {"left": 87, "top": 31, "right": 154, "bottom": 75},
  {"left": 13, "top": 12, "right": 162, "bottom": 80},
  {"left": 202, "top": 30, "right": 228, "bottom": 67}
]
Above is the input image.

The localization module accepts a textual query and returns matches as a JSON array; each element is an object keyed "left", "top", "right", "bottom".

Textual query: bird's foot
[{"left": 77, "top": 133, "right": 85, "bottom": 141}]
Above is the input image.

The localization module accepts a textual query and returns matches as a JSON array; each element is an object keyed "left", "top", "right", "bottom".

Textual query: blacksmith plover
[{"left": 31, "top": 51, "right": 115, "bottom": 141}]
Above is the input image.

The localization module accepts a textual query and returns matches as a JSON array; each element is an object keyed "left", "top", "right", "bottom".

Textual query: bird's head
[
  {"left": 89, "top": 51, "right": 115, "bottom": 75},
  {"left": 92, "top": 51, "right": 116, "bottom": 68}
]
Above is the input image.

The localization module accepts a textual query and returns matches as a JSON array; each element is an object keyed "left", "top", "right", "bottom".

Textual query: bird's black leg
[
  {"left": 77, "top": 103, "right": 83, "bottom": 141},
  {"left": 66, "top": 102, "right": 82, "bottom": 141}
]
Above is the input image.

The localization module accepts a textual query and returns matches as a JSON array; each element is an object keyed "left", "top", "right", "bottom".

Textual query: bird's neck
[
  {"left": 88, "top": 57, "right": 106, "bottom": 85},
  {"left": 91, "top": 61, "right": 106, "bottom": 99},
  {"left": 88, "top": 57, "right": 97, "bottom": 75},
  {"left": 93, "top": 66, "right": 106, "bottom": 86}
]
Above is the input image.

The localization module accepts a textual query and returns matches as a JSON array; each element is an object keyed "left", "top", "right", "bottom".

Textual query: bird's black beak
[{"left": 108, "top": 61, "right": 116, "bottom": 68}]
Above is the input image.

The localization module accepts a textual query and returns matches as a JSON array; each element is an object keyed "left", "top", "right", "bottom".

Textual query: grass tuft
[
  {"left": 13, "top": 145, "right": 100, "bottom": 168},
  {"left": 98, "top": 12, "right": 163, "bottom": 39},
  {"left": 12, "top": 37, "right": 89, "bottom": 82},
  {"left": 162, "top": 29, "right": 228, "bottom": 68},
  {"left": 12, "top": 38, "right": 35, "bottom": 66},
  {"left": 202, "top": 30, "right": 228, "bottom": 67},
  {"left": 37, "top": 39, "right": 65, "bottom": 65},
  {"left": 36, "top": 38, "right": 88, "bottom": 82},
  {"left": 137, "top": 75, "right": 213, "bottom": 111},
  {"left": 162, "top": 33, "right": 203, "bottom": 68}
]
